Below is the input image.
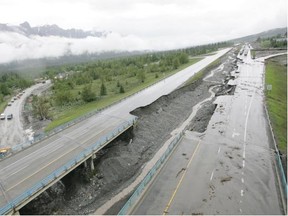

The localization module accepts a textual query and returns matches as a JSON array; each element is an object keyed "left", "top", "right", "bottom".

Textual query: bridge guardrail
[
  {"left": 0, "top": 116, "right": 136, "bottom": 215},
  {"left": 118, "top": 130, "right": 184, "bottom": 215}
]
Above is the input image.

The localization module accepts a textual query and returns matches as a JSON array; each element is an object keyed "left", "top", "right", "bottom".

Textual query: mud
[{"left": 20, "top": 49, "right": 238, "bottom": 215}]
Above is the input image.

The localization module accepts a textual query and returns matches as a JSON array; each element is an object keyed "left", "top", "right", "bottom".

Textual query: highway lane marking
[
  {"left": 244, "top": 89, "right": 255, "bottom": 142},
  {"left": 241, "top": 178, "right": 244, "bottom": 184},
  {"left": 0, "top": 142, "right": 64, "bottom": 177},
  {"left": 6, "top": 144, "right": 80, "bottom": 192},
  {"left": 210, "top": 169, "right": 215, "bottom": 181},
  {"left": 5, "top": 164, "right": 30, "bottom": 179},
  {"left": 242, "top": 160, "right": 245, "bottom": 168},
  {"left": 4, "top": 144, "right": 65, "bottom": 179},
  {"left": 217, "top": 147, "right": 221, "bottom": 154},
  {"left": 163, "top": 140, "right": 201, "bottom": 215},
  {"left": 241, "top": 189, "right": 244, "bottom": 197}
]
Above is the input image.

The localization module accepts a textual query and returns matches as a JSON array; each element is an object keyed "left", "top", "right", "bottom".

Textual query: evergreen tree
[
  {"left": 119, "top": 85, "right": 125, "bottom": 93},
  {"left": 100, "top": 82, "right": 107, "bottom": 96},
  {"left": 82, "top": 84, "right": 96, "bottom": 102}
]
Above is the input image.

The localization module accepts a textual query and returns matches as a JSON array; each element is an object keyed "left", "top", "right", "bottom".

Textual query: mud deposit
[{"left": 20, "top": 49, "right": 238, "bottom": 215}]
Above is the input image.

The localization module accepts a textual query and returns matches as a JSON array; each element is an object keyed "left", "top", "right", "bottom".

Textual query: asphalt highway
[
  {"left": 132, "top": 46, "right": 283, "bottom": 215},
  {"left": 0, "top": 48, "right": 230, "bottom": 212}
]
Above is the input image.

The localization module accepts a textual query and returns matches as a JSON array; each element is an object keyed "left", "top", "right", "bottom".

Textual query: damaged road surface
[
  {"left": 21, "top": 55, "right": 230, "bottom": 215},
  {"left": 17, "top": 48, "right": 230, "bottom": 215},
  {"left": 132, "top": 47, "right": 284, "bottom": 215}
]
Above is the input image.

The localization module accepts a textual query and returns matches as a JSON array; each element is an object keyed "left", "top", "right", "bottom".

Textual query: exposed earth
[{"left": 19, "top": 47, "right": 285, "bottom": 215}]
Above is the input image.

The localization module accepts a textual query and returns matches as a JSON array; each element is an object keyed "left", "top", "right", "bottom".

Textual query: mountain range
[{"left": 0, "top": 21, "right": 107, "bottom": 38}]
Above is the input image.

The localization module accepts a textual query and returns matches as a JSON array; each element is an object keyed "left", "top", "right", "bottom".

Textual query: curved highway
[{"left": 132, "top": 47, "right": 284, "bottom": 215}]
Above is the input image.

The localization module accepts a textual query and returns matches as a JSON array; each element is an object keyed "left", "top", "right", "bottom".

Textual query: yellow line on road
[
  {"left": 163, "top": 140, "right": 201, "bottom": 215},
  {"left": 7, "top": 144, "right": 80, "bottom": 191}
]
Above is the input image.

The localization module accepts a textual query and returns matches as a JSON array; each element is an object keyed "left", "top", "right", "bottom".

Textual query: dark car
[{"left": 7, "top": 114, "right": 13, "bottom": 120}]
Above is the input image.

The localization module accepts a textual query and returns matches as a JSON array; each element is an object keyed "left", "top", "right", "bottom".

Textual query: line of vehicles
[
  {"left": 0, "top": 113, "right": 13, "bottom": 120},
  {"left": 0, "top": 91, "right": 25, "bottom": 121}
]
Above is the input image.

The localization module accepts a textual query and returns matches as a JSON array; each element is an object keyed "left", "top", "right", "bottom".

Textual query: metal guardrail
[
  {"left": 264, "top": 102, "right": 287, "bottom": 199},
  {"left": 0, "top": 116, "right": 137, "bottom": 215},
  {"left": 118, "top": 130, "right": 184, "bottom": 215}
]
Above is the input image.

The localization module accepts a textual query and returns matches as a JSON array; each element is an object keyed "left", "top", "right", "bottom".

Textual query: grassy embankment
[
  {"left": 184, "top": 58, "right": 221, "bottom": 86},
  {"left": 265, "top": 57, "right": 287, "bottom": 152},
  {"left": 45, "top": 57, "right": 202, "bottom": 131}
]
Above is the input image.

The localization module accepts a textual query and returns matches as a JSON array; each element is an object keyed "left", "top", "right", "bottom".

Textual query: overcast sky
[
  {"left": 1, "top": 0, "right": 287, "bottom": 39},
  {"left": 0, "top": 0, "right": 286, "bottom": 63}
]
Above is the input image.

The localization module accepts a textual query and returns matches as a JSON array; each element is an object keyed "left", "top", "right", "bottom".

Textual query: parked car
[
  {"left": 8, "top": 103, "right": 12, "bottom": 106},
  {"left": 0, "top": 113, "right": 5, "bottom": 120},
  {"left": 0, "top": 147, "right": 11, "bottom": 158},
  {"left": 7, "top": 114, "right": 13, "bottom": 120}
]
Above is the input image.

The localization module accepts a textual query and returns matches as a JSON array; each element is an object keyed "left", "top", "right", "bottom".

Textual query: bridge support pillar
[
  {"left": 84, "top": 161, "right": 87, "bottom": 168},
  {"left": 90, "top": 154, "right": 96, "bottom": 171}
]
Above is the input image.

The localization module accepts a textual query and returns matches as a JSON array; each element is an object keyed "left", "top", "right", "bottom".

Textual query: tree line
[
  {"left": 0, "top": 73, "right": 33, "bottom": 104},
  {"left": 31, "top": 42, "right": 230, "bottom": 120}
]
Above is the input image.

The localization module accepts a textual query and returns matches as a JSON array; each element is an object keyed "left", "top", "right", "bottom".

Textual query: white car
[{"left": 0, "top": 113, "right": 5, "bottom": 120}]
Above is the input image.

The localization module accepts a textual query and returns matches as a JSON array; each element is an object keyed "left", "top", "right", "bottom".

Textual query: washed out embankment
[{"left": 20, "top": 49, "right": 237, "bottom": 215}]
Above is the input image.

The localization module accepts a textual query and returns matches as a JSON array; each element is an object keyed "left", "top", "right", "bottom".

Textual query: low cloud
[{"left": 0, "top": 31, "right": 213, "bottom": 64}]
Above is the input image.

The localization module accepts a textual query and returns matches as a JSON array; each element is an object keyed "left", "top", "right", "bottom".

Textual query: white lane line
[
  {"left": 6, "top": 164, "right": 30, "bottom": 178},
  {"left": 210, "top": 169, "right": 215, "bottom": 181},
  {"left": 241, "top": 189, "right": 244, "bottom": 196},
  {"left": 240, "top": 208, "right": 242, "bottom": 213},
  {"left": 242, "top": 150, "right": 246, "bottom": 159},
  {"left": 0, "top": 141, "right": 64, "bottom": 174},
  {"left": 217, "top": 147, "right": 221, "bottom": 154},
  {"left": 6, "top": 144, "right": 80, "bottom": 191},
  {"left": 241, "top": 178, "right": 244, "bottom": 184},
  {"left": 242, "top": 160, "right": 245, "bottom": 168},
  {"left": 244, "top": 89, "right": 256, "bottom": 142}
]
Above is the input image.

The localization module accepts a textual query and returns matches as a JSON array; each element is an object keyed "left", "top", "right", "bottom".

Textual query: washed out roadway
[
  {"left": 0, "top": 48, "right": 230, "bottom": 212},
  {"left": 132, "top": 46, "right": 283, "bottom": 215}
]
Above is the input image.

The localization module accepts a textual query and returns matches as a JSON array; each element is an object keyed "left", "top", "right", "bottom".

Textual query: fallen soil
[{"left": 20, "top": 49, "right": 238, "bottom": 215}]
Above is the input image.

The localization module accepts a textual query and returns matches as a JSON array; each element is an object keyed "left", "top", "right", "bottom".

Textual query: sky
[{"left": 0, "top": 0, "right": 287, "bottom": 63}]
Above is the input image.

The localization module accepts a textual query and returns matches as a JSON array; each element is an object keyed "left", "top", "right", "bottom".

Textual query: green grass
[
  {"left": 45, "top": 57, "right": 203, "bottom": 131},
  {"left": 0, "top": 102, "right": 7, "bottom": 113},
  {"left": 265, "top": 58, "right": 287, "bottom": 152},
  {"left": 184, "top": 58, "right": 221, "bottom": 86},
  {"left": 251, "top": 50, "right": 256, "bottom": 59}
]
